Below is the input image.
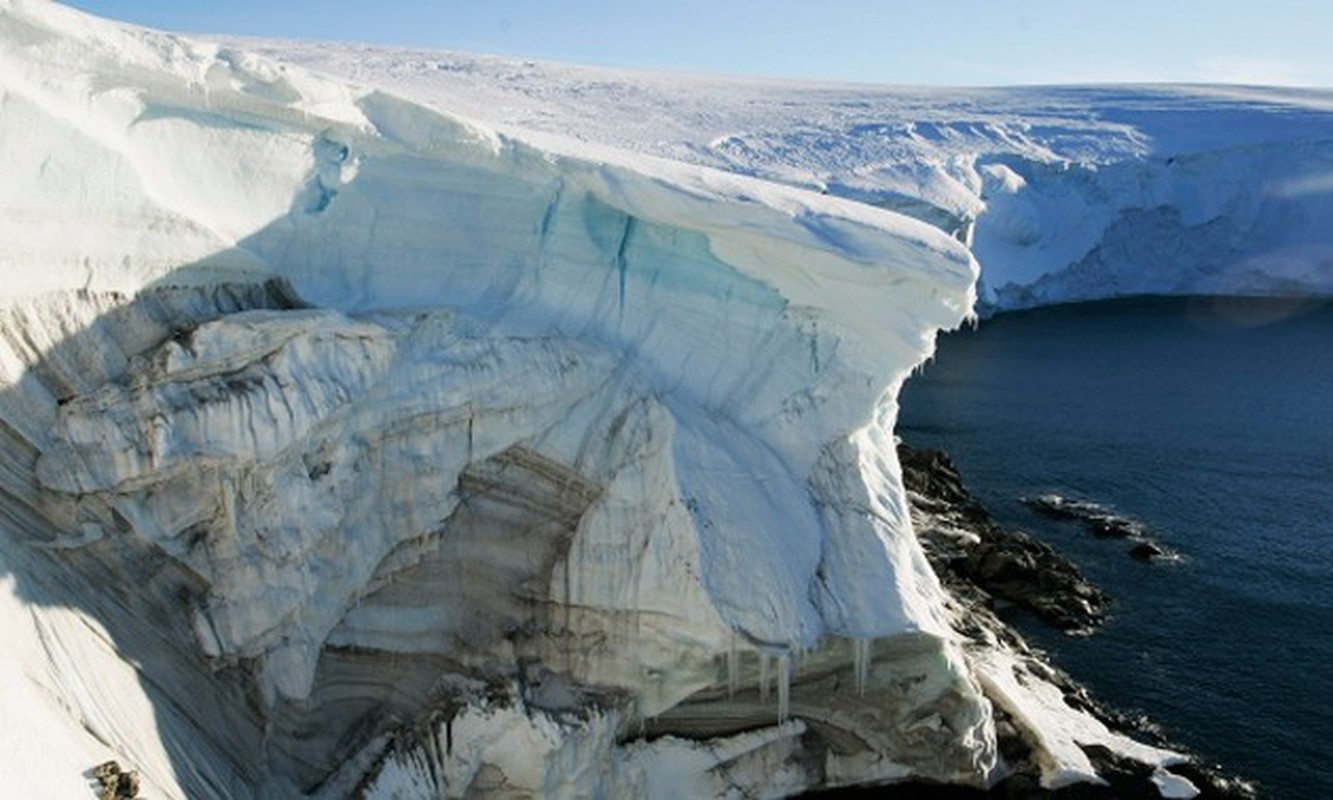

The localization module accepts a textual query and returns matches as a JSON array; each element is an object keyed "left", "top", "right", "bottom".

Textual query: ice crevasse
[{"left": 0, "top": 2, "right": 1189, "bottom": 798}]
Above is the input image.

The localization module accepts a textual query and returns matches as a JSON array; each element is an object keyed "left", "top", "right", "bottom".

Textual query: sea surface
[{"left": 897, "top": 297, "right": 1333, "bottom": 800}]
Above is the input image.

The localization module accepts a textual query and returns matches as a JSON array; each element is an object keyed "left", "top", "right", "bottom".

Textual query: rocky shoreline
[
  {"left": 1022, "top": 494, "right": 1174, "bottom": 562},
  {"left": 870, "top": 444, "right": 1258, "bottom": 799},
  {"left": 900, "top": 446, "right": 1109, "bottom": 634}
]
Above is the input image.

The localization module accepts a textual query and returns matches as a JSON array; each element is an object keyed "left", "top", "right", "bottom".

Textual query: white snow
[
  {"left": 0, "top": 571, "right": 174, "bottom": 800},
  {"left": 970, "top": 645, "right": 1191, "bottom": 791},
  {"left": 3, "top": 0, "right": 975, "bottom": 646},
  {"left": 1153, "top": 767, "right": 1201, "bottom": 799}
]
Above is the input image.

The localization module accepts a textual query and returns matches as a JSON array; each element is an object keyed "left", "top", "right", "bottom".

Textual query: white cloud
[{"left": 1188, "top": 56, "right": 1333, "bottom": 87}]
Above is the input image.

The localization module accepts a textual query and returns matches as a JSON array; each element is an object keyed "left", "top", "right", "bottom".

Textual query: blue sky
[{"left": 62, "top": 1, "right": 1333, "bottom": 87}]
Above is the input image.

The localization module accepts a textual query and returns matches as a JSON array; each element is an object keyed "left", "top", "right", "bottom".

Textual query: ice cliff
[
  {"left": 2, "top": 2, "right": 992, "bottom": 797},
  {"left": 256, "top": 42, "right": 1333, "bottom": 311},
  {"left": 0, "top": 2, "right": 1293, "bottom": 798}
]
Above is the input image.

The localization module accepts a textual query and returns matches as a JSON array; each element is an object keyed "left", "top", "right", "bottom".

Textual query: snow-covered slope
[{"left": 249, "top": 41, "right": 1333, "bottom": 310}]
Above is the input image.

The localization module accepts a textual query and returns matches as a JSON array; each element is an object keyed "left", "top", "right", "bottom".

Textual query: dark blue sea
[{"left": 897, "top": 297, "right": 1333, "bottom": 800}]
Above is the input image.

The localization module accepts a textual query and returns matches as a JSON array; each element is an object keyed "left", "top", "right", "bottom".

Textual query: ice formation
[
  {"left": 0, "top": 2, "right": 990, "bottom": 796},
  {"left": 258, "top": 41, "right": 1333, "bottom": 310},
  {"left": 2, "top": 1, "right": 1313, "bottom": 797}
]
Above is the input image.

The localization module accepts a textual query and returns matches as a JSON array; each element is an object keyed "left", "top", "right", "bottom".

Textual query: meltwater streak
[{"left": 898, "top": 297, "right": 1333, "bottom": 800}]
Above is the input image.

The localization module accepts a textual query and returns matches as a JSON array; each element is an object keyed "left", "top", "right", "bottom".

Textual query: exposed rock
[
  {"left": 900, "top": 445, "right": 1108, "bottom": 632},
  {"left": 92, "top": 760, "right": 141, "bottom": 800},
  {"left": 1129, "top": 542, "right": 1168, "bottom": 562},
  {"left": 1024, "top": 494, "right": 1177, "bottom": 558},
  {"left": 894, "top": 443, "right": 1256, "bottom": 800},
  {"left": 1026, "top": 495, "right": 1149, "bottom": 538}
]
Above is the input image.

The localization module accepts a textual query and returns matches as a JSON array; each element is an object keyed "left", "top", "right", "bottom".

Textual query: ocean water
[{"left": 897, "top": 297, "right": 1333, "bottom": 800}]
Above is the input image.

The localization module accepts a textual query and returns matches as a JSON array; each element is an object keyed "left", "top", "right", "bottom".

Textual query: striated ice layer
[
  {"left": 0, "top": 2, "right": 998, "bottom": 796},
  {"left": 2, "top": 0, "right": 976, "bottom": 646}
]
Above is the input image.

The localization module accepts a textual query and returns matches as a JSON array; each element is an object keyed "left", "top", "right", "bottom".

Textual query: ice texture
[
  {"left": 257, "top": 41, "right": 1333, "bottom": 310},
  {"left": 0, "top": 2, "right": 993, "bottom": 796}
]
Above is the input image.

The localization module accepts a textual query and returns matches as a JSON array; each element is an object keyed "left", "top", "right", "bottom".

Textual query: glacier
[
  {"left": 252, "top": 42, "right": 1333, "bottom": 311},
  {"left": 0, "top": 1, "right": 1314, "bottom": 798}
]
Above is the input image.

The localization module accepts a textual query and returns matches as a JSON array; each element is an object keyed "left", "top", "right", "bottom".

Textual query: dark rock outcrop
[
  {"left": 888, "top": 442, "right": 1257, "bottom": 800},
  {"left": 1024, "top": 495, "right": 1175, "bottom": 560},
  {"left": 899, "top": 445, "right": 1108, "bottom": 632}
]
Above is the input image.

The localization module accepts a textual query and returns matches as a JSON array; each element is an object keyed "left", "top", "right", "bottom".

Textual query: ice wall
[
  {"left": 256, "top": 44, "right": 1333, "bottom": 311},
  {"left": 972, "top": 132, "right": 1333, "bottom": 309},
  {"left": 0, "top": 2, "right": 990, "bottom": 795}
]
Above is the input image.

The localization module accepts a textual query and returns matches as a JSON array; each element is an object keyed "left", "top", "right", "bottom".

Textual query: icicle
[
  {"left": 776, "top": 653, "right": 791, "bottom": 723},
  {"left": 853, "top": 638, "right": 872, "bottom": 696},
  {"left": 758, "top": 651, "right": 771, "bottom": 704},
  {"left": 726, "top": 636, "right": 740, "bottom": 699}
]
